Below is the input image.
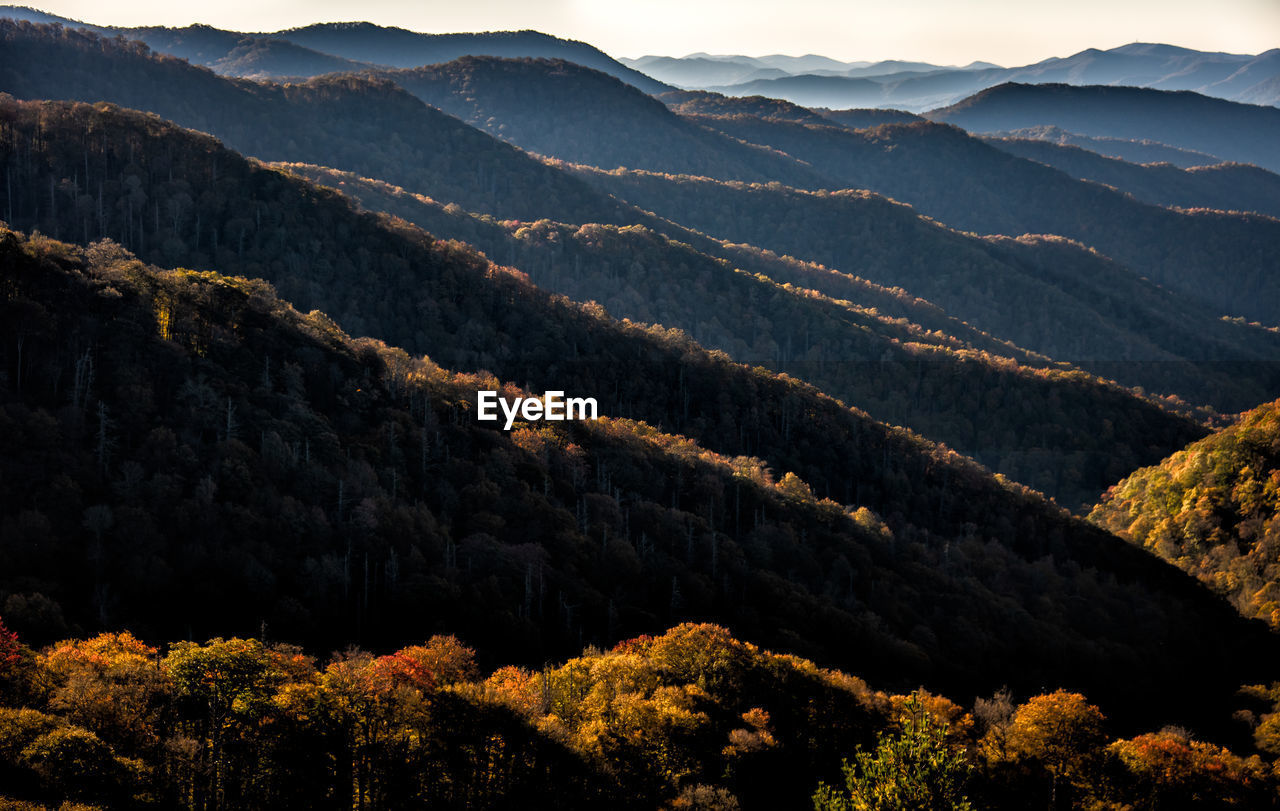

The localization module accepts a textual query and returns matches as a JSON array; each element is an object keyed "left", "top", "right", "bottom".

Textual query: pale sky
[{"left": 21, "top": 0, "right": 1280, "bottom": 65}]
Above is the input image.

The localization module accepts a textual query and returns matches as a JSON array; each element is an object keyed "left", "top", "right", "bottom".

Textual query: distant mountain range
[
  {"left": 627, "top": 43, "right": 1280, "bottom": 112},
  {"left": 623, "top": 54, "right": 998, "bottom": 89}
]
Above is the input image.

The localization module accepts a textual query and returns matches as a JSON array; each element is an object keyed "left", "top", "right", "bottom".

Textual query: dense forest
[
  {"left": 282, "top": 161, "right": 1211, "bottom": 509},
  {"left": 686, "top": 114, "right": 1280, "bottom": 324},
  {"left": 572, "top": 164, "right": 1280, "bottom": 412},
  {"left": 1, "top": 620, "right": 1278, "bottom": 810},
  {"left": 2, "top": 13, "right": 1280, "bottom": 808},
  {"left": 1091, "top": 400, "right": 1280, "bottom": 628},
  {"left": 4, "top": 21, "right": 1277, "bottom": 412},
  {"left": 1, "top": 223, "right": 1276, "bottom": 742}
]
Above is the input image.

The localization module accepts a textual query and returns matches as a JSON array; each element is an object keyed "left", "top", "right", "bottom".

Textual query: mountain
[
  {"left": 1204, "top": 49, "right": 1280, "bottom": 103},
  {"left": 0, "top": 5, "right": 669, "bottom": 91},
  {"left": 658, "top": 89, "right": 832, "bottom": 125},
  {"left": 277, "top": 23, "right": 670, "bottom": 92},
  {"left": 0, "top": 20, "right": 632, "bottom": 224},
  {"left": 985, "top": 136, "right": 1280, "bottom": 218},
  {"left": 6, "top": 10, "right": 1280, "bottom": 806},
  {"left": 206, "top": 36, "right": 373, "bottom": 78},
  {"left": 15, "top": 20, "right": 1269, "bottom": 412},
  {"left": 679, "top": 114, "right": 1280, "bottom": 328},
  {"left": 7, "top": 20, "right": 1241, "bottom": 507},
  {"left": 661, "top": 43, "right": 1280, "bottom": 112},
  {"left": 571, "top": 164, "right": 1280, "bottom": 414},
  {"left": 619, "top": 55, "right": 770, "bottom": 88},
  {"left": 984, "top": 125, "right": 1224, "bottom": 167},
  {"left": 929, "top": 83, "right": 1280, "bottom": 172},
  {"left": 0, "top": 217, "right": 971, "bottom": 695},
  {"left": 749, "top": 53, "right": 857, "bottom": 73},
  {"left": 706, "top": 73, "right": 891, "bottom": 109},
  {"left": 283, "top": 161, "right": 1212, "bottom": 510},
  {"left": 1012, "top": 43, "right": 1252, "bottom": 90},
  {"left": 817, "top": 107, "right": 924, "bottom": 128},
  {"left": 839, "top": 60, "right": 968, "bottom": 78},
  {"left": 2, "top": 107, "right": 1279, "bottom": 742},
  {"left": 628, "top": 54, "right": 997, "bottom": 89},
  {"left": 652, "top": 43, "right": 1280, "bottom": 114},
  {"left": 1090, "top": 400, "right": 1280, "bottom": 630},
  {"left": 372, "top": 56, "right": 823, "bottom": 183}
]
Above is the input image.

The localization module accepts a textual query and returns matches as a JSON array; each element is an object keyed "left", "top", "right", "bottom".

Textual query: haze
[{"left": 19, "top": 0, "right": 1280, "bottom": 72}]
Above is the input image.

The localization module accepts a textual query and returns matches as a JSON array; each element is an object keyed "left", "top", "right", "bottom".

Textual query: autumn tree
[
  {"left": 1007, "top": 690, "right": 1107, "bottom": 808},
  {"left": 813, "top": 693, "right": 974, "bottom": 811}
]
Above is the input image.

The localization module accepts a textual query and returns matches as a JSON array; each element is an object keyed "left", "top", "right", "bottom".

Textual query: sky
[{"left": 19, "top": 0, "right": 1280, "bottom": 65}]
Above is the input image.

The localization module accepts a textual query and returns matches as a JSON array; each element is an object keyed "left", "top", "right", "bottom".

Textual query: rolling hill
[
  {"left": 0, "top": 20, "right": 633, "bottom": 224},
  {"left": 687, "top": 114, "right": 1280, "bottom": 325},
  {"left": 1, "top": 144, "right": 1276, "bottom": 739},
  {"left": 983, "top": 125, "right": 1224, "bottom": 167},
  {"left": 4, "top": 10, "right": 1280, "bottom": 808},
  {"left": 376, "top": 57, "right": 822, "bottom": 183},
  {"left": 283, "top": 161, "right": 1210, "bottom": 510},
  {"left": 984, "top": 136, "right": 1280, "bottom": 218},
  {"left": 572, "top": 164, "right": 1280, "bottom": 413},
  {"left": 6, "top": 20, "right": 1248, "bottom": 508},
  {"left": 1091, "top": 400, "right": 1280, "bottom": 629},
  {"left": 929, "top": 82, "right": 1280, "bottom": 172},
  {"left": 0, "top": 5, "right": 669, "bottom": 91},
  {"left": 647, "top": 42, "right": 1280, "bottom": 112}
]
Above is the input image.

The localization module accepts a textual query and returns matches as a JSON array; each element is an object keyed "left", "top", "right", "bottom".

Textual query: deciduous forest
[{"left": 2, "top": 12, "right": 1280, "bottom": 810}]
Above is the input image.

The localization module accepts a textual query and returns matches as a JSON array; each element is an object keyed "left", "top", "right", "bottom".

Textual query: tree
[
  {"left": 813, "top": 694, "right": 973, "bottom": 810},
  {"left": 1007, "top": 690, "right": 1106, "bottom": 808},
  {"left": 1111, "top": 729, "right": 1268, "bottom": 809},
  {"left": 39, "top": 632, "right": 169, "bottom": 754}
]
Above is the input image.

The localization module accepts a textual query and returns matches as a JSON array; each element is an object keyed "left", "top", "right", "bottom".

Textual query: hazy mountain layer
[
  {"left": 573, "top": 165, "right": 1280, "bottom": 410},
  {"left": 376, "top": 57, "right": 823, "bottom": 183},
  {"left": 644, "top": 43, "right": 1279, "bottom": 112},
  {"left": 693, "top": 114, "right": 1280, "bottom": 324},
  {"left": 984, "top": 136, "right": 1280, "bottom": 218},
  {"left": 930, "top": 82, "right": 1280, "bottom": 172},
  {"left": 0, "top": 5, "right": 669, "bottom": 91},
  {"left": 983, "top": 125, "right": 1224, "bottom": 167}
]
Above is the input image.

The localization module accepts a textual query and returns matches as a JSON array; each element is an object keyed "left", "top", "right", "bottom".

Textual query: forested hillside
[
  {"left": 4, "top": 21, "right": 1276, "bottom": 414},
  {"left": 986, "top": 125, "right": 1225, "bottom": 167},
  {"left": 285, "top": 161, "right": 1211, "bottom": 509},
  {"left": 0, "top": 6, "right": 669, "bottom": 90},
  {"left": 573, "top": 165, "right": 1280, "bottom": 413},
  {"left": 2, "top": 117, "right": 1277, "bottom": 738},
  {"left": 930, "top": 82, "right": 1280, "bottom": 172},
  {"left": 688, "top": 115, "right": 1280, "bottom": 324},
  {"left": 0, "top": 20, "right": 630, "bottom": 224},
  {"left": 2, "top": 10, "right": 1280, "bottom": 809},
  {"left": 657, "top": 89, "right": 833, "bottom": 124},
  {"left": 984, "top": 136, "right": 1280, "bottom": 217},
  {"left": 378, "top": 57, "right": 824, "bottom": 183},
  {"left": 1091, "top": 400, "right": 1280, "bottom": 628}
]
